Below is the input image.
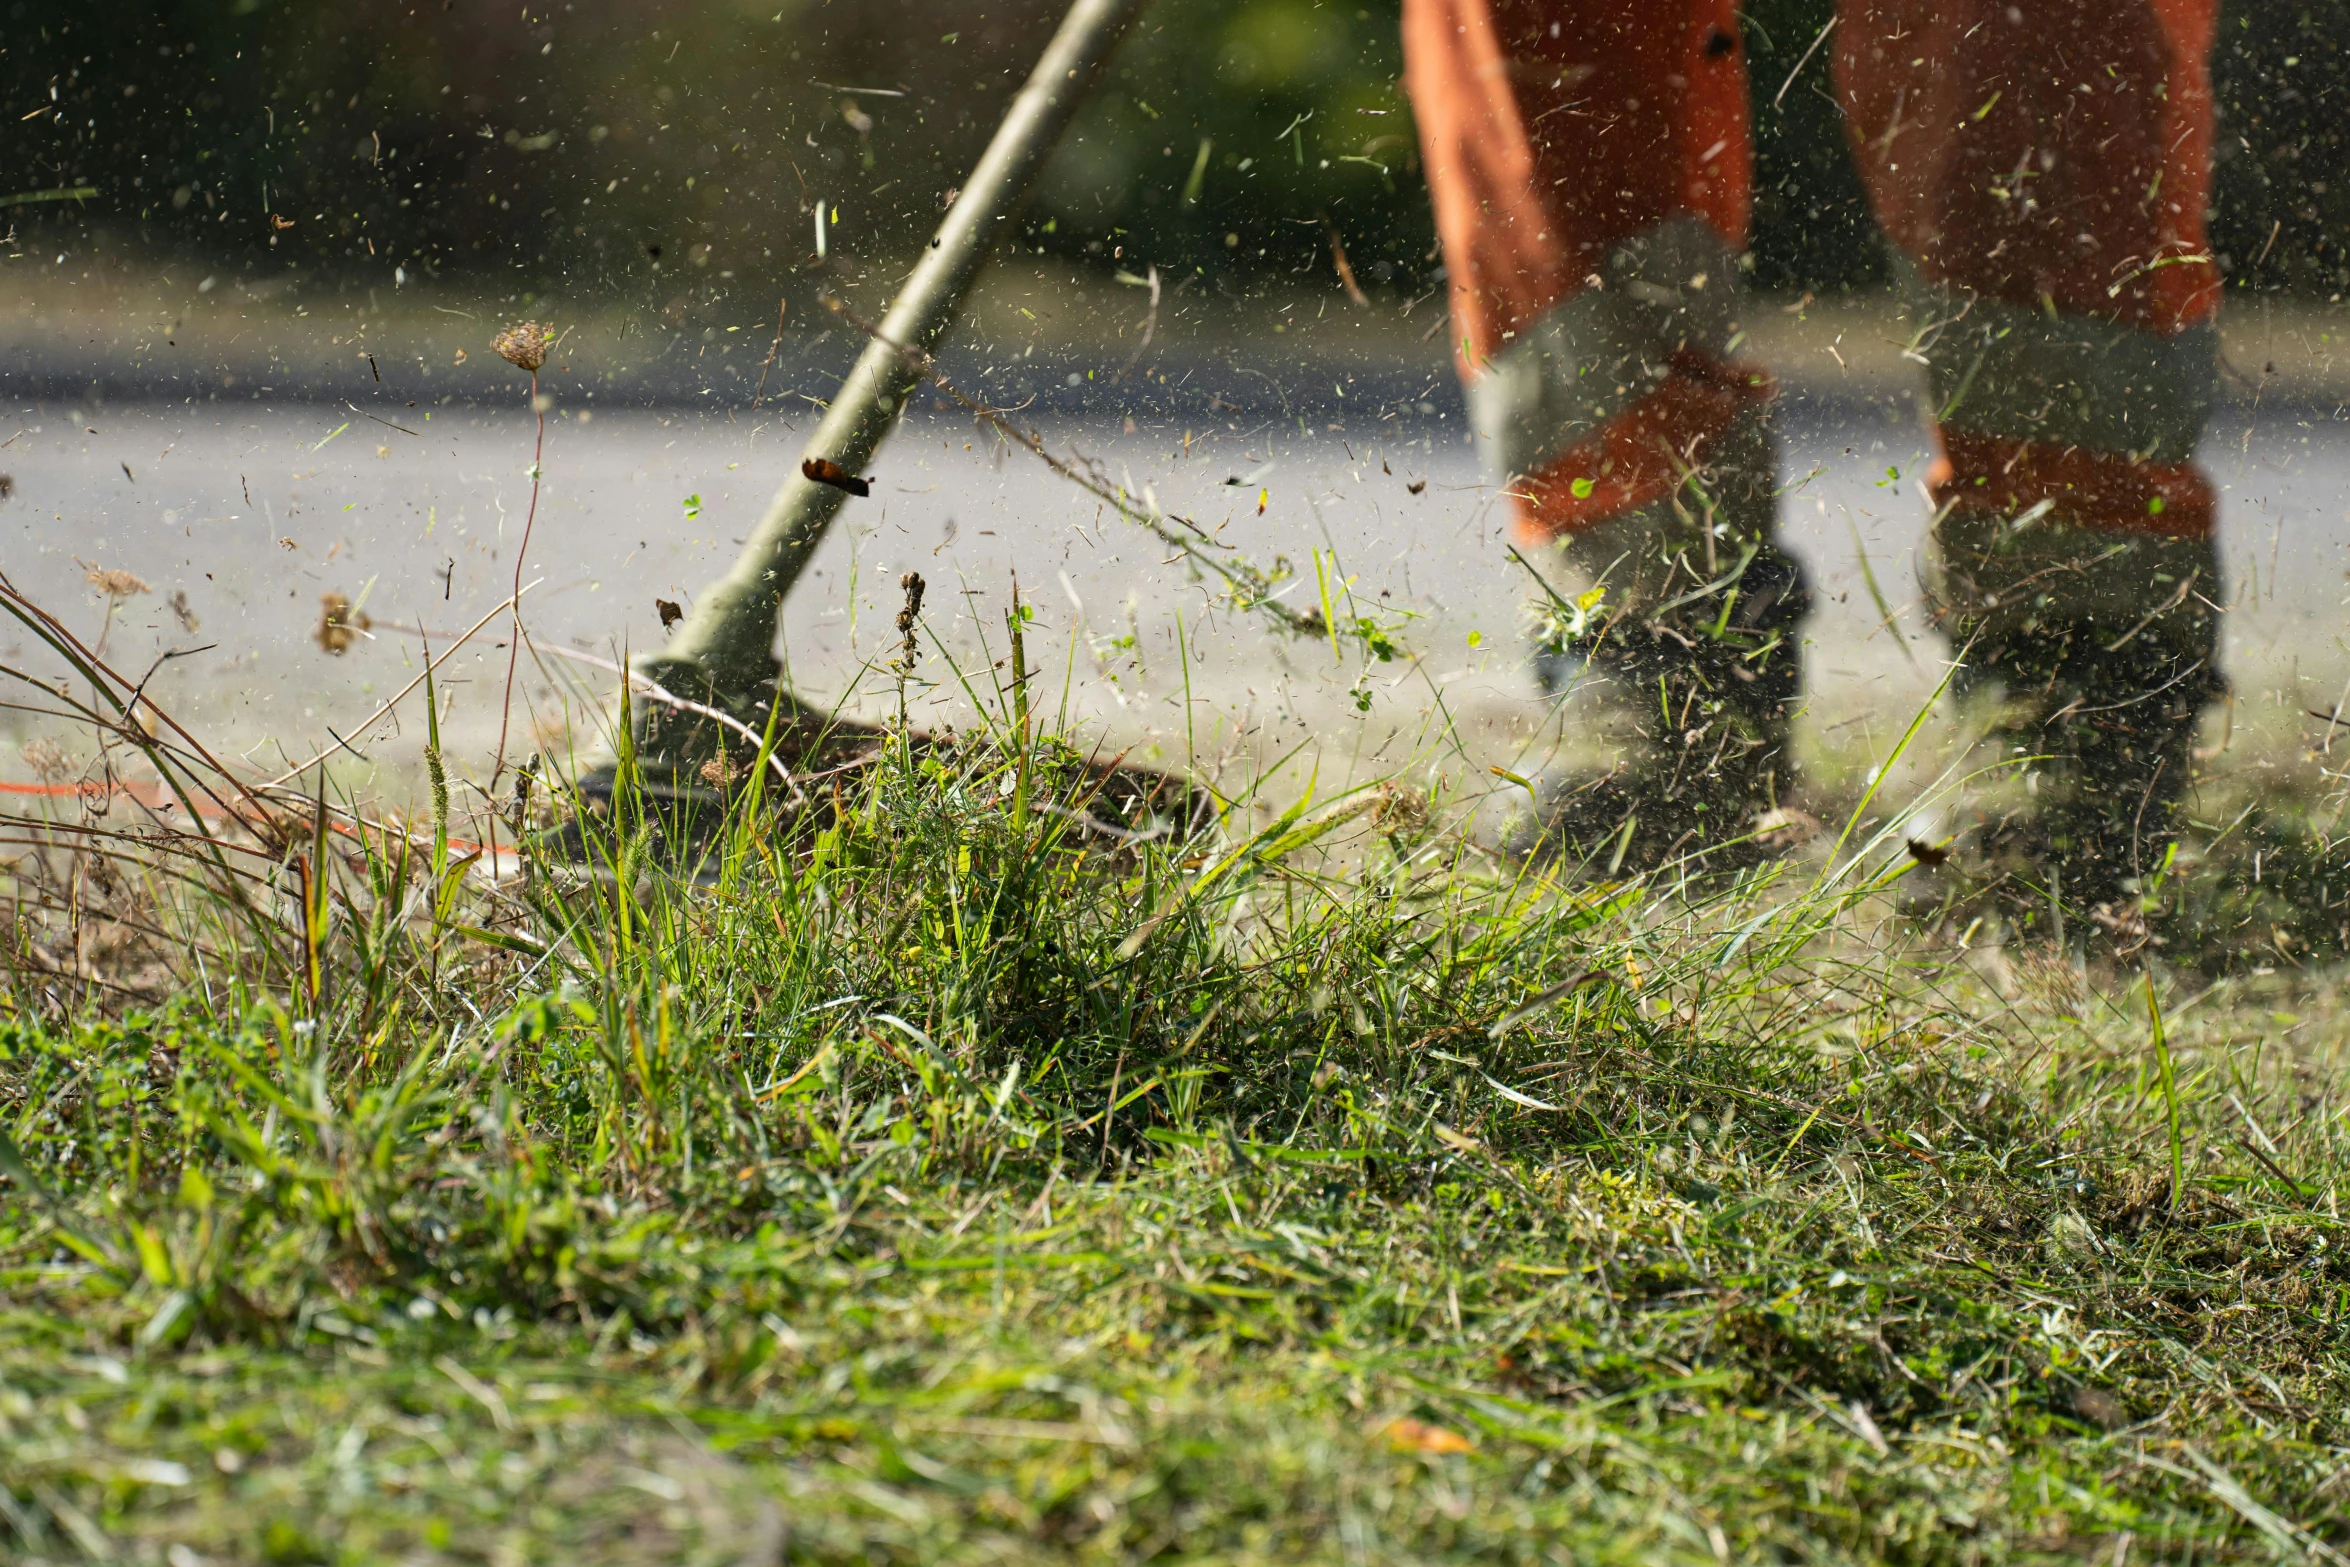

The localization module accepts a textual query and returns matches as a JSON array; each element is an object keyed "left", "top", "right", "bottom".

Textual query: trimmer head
[{"left": 539, "top": 691, "right": 1214, "bottom": 881}]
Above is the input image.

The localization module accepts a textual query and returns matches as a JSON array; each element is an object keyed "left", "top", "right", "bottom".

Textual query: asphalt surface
[{"left": 6, "top": 372, "right": 2347, "bottom": 815}]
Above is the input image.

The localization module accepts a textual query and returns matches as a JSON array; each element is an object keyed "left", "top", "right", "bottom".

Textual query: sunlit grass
[{"left": 7, "top": 566, "right": 2350, "bottom": 1564}]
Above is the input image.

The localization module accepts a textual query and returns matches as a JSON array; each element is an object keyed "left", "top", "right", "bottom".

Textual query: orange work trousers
[{"left": 1403, "top": 0, "right": 2221, "bottom": 550}]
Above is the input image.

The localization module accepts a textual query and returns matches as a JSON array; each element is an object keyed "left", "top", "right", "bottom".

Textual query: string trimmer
[{"left": 565, "top": 0, "right": 1207, "bottom": 853}]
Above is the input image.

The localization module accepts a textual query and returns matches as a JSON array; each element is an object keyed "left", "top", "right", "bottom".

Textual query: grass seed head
[
  {"left": 493, "top": 321, "right": 555, "bottom": 373},
  {"left": 1372, "top": 780, "right": 1431, "bottom": 837},
  {"left": 84, "top": 565, "right": 149, "bottom": 599},
  {"left": 21, "top": 736, "right": 70, "bottom": 781},
  {"left": 896, "top": 571, "right": 926, "bottom": 641}
]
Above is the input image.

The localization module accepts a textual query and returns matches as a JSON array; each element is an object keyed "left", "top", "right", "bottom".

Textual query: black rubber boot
[
  {"left": 1532, "top": 542, "right": 1811, "bottom": 873},
  {"left": 1956, "top": 613, "right": 2222, "bottom": 933}
]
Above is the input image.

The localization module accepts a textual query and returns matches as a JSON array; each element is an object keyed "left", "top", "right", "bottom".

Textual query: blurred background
[
  {"left": 9, "top": 0, "right": 2349, "bottom": 302},
  {"left": 4, "top": 0, "right": 2350, "bottom": 825}
]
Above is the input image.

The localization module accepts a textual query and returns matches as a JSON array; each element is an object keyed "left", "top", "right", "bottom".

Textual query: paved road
[{"left": 6, "top": 382, "right": 2347, "bottom": 814}]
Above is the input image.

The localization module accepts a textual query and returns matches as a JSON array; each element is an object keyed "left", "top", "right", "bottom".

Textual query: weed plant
[{"left": 7, "top": 564, "right": 2350, "bottom": 1565}]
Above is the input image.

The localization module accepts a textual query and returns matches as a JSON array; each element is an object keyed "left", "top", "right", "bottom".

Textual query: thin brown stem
[
  {"left": 753, "top": 294, "right": 787, "bottom": 410},
  {"left": 494, "top": 368, "right": 546, "bottom": 786}
]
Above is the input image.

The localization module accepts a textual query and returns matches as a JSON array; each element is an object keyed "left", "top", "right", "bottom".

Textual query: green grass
[{"left": 9, "top": 589, "right": 2350, "bottom": 1563}]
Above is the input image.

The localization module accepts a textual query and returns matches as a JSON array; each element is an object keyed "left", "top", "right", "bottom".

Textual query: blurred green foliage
[
  {"left": 1029, "top": 0, "right": 1425, "bottom": 287},
  {"left": 3, "top": 0, "right": 2346, "bottom": 302}
]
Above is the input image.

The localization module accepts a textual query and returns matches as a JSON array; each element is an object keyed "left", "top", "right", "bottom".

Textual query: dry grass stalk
[{"left": 489, "top": 321, "right": 556, "bottom": 787}]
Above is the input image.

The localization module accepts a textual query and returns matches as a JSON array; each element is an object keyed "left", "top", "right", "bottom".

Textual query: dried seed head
[
  {"left": 1371, "top": 780, "right": 1431, "bottom": 837},
  {"left": 22, "top": 736, "right": 71, "bottom": 781},
  {"left": 84, "top": 565, "right": 149, "bottom": 599},
  {"left": 894, "top": 572, "right": 926, "bottom": 674},
  {"left": 492, "top": 320, "right": 555, "bottom": 373}
]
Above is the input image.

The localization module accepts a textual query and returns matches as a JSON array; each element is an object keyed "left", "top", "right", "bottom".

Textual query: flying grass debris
[
  {"left": 752, "top": 295, "right": 789, "bottom": 408},
  {"left": 802, "top": 456, "right": 871, "bottom": 496},
  {"left": 811, "top": 294, "right": 1397, "bottom": 659},
  {"left": 313, "top": 591, "right": 371, "bottom": 655},
  {"left": 1323, "top": 214, "right": 1369, "bottom": 306},
  {"left": 491, "top": 320, "right": 555, "bottom": 373}
]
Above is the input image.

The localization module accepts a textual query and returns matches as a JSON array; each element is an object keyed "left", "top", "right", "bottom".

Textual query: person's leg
[
  {"left": 1835, "top": 0, "right": 2222, "bottom": 917},
  {"left": 1403, "top": 0, "right": 1807, "bottom": 866}
]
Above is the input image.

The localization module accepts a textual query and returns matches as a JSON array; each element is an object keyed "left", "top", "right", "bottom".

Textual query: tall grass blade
[{"left": 2149, "top": 971, "right": 2184, "bottom": 1213}]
